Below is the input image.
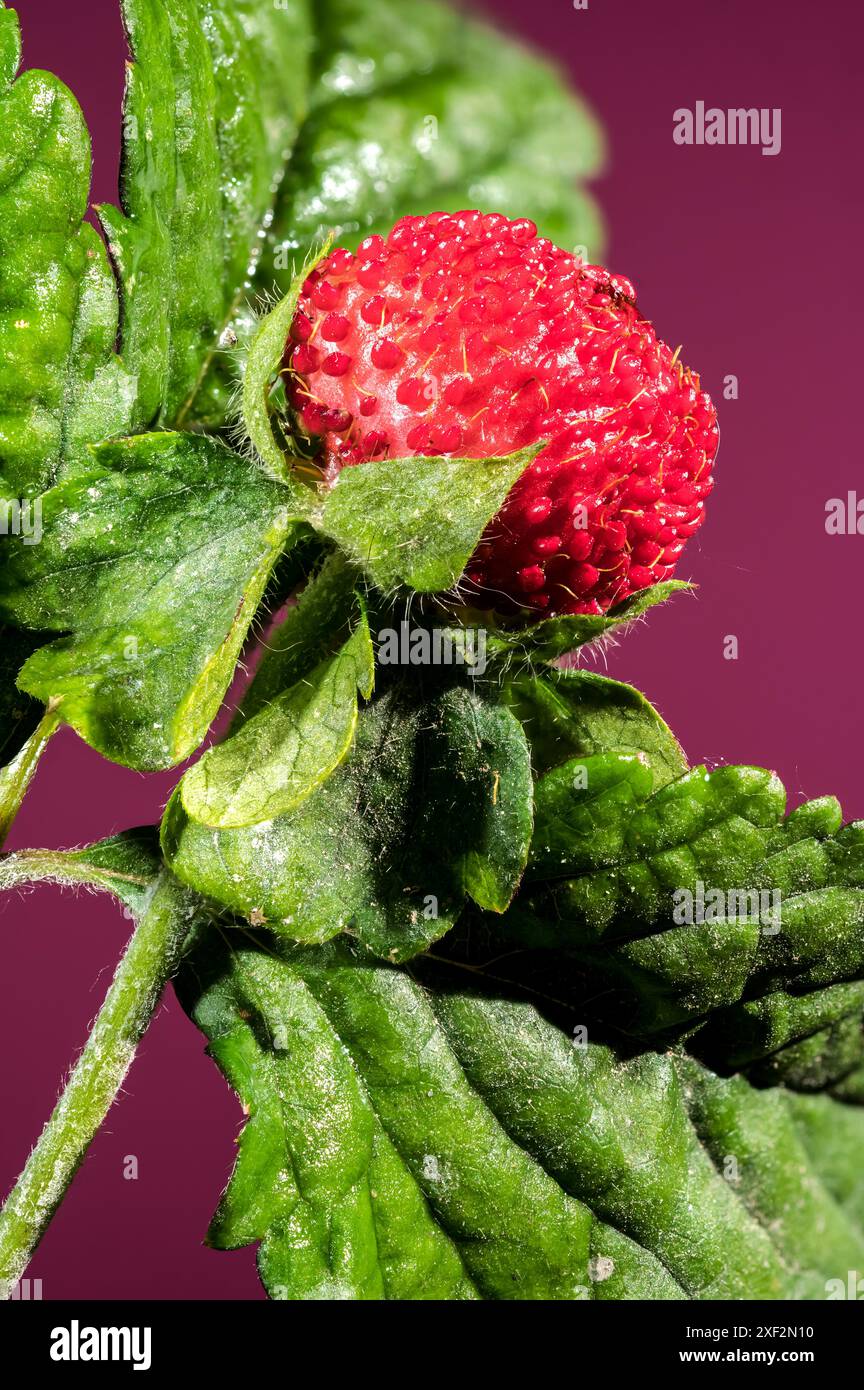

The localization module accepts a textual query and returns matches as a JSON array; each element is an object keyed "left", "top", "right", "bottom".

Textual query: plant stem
[
  {"left": 0, "top": 870, "right": 197, "bottom": 1298},
  {"left": 0, "top": 699, "right": 61, "bottom": 849}
]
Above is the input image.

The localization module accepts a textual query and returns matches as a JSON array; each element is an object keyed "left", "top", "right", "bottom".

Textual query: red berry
[
  {"left": 370, "top": 338, "right": 403, "bottom": 370},
  {"left": 291, "top": 344, "right": 320, "bottom": 374},
  {"left": 321, "top": 351, "right": 352, "bottom": 377},
  {"left": 286, "top": 211, "right": 719, "bottom": 616},
  {"left": 321, "top": 313, "right": 350, "bottom": 342}
]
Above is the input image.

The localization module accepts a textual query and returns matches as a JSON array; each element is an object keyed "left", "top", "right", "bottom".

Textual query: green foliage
[
  {"left": 0, "top": 434, "right": 295, "bottom": 769},
  {"left": 0, "top": 4, "right": 131, "bottom": 497},
  {"left": 164, "top": 675, "right": 533, "bottom": 960},
  {"left": 0, "top": 0, "right": 313, "bottom": 496},
  {"left": 179, "top": 577, "right": 374, "bottom": 829},
  {"left": 496, "top": 754, "right": 864, "bottom": 1090},
  {"left": 177, "top": 928, "right": 864, "bottom": 1300},
  {"left": 97, "top": 0, "right": 312, "bottom": 431},
  {"left": 502, "top": 666, "right": 688, "bottom": 787},
  {"left": 2, "top": 0, "right": 859, "bottom": 1310},
  {"left": 0, "top": 0, "right": 608, "bottom": 788}
]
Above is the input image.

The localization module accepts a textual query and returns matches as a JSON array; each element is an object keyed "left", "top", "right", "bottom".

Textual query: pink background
[{"left": 3, "top": 0, "right": 862, "bottom": 1298}]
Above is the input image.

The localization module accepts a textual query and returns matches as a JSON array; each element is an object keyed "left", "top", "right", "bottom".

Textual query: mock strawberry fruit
[{"left": 285, "top": 211, "right": 719, "bottom": 616}]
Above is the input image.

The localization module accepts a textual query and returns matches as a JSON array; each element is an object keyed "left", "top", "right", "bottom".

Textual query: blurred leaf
[
  {"left": 269, "top": 16, "right": 603, "bottom": 264},
  {"left": 197, "top": 0, "right": 605, "bottom": 422}
]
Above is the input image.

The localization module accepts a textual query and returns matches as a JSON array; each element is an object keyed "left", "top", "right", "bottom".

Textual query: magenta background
[{"left": 3, "top": 0, "right": 862, "bottom": 1299}]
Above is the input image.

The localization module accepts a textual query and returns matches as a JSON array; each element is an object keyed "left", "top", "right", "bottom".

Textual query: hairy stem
[
  {"left": 0, "top": 700, "right": 61, "bottom": 850},
  {"left": 0, "top": 870, "right": 198, "bottom": 1298}
]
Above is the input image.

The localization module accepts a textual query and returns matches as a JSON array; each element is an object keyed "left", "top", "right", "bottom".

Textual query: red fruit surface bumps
[{"left": 286, "top": 212, "right": 719, "bottom": 616}]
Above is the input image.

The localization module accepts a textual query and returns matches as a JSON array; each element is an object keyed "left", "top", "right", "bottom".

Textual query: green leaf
[
  {"left": 0, "top": 4, "right": 132, "bottom": 496},
  {"left": 197, "top": 1, "right": 605, "bottom": 422},
  {"left": 97, "top": 0, "right": 313, "bottom": 431},
  {"left": 308, "top": 0, "right": 463, "bottom": 107},
  {"left": 496, "top": 757, "right": 864, "bottom": 1087},
  {"left": 1, "top": 0, "right": 314, "bottom": 491},
  {"left": 502, "top": 667, "right": 688, "bottom": 787},
  {"left": 787, "top": 1091, "right": 864, "bottom": 1227},
  {"left": 0, "top": 433, "right": 295, "bottom": 769},
  {"left": 178, "top": 932, "right": 479, "bottom": 1300},
  {"left": 680, "top": 1059, "right": 864, "bottom": 1282},
  {"left": 269, "top": 14, "right": 604, "bottom": 267},
  {"left": 319, "top": 444, "right": 540, "bottom": 595},
  {"left": 694, "top": 980, "right": 864, "bottom": 1078},
  {"left": 164, "top": 679, "right": 533, "bottom": 958},
  {"left": 528, "top": 752, "right": 656, "bottom": 880},
  {"left": 177, "top": 928, "right": 864, "bottom": 1299},
  {"left": 486, "top": 581, "right": 691, "bottom": 666},
  {"left": 179, "top": 591, "right": 374, "bottom": 829},
  {"left": 520, "top": 761, "right": 786, "bottom": 932},
  {"left": 433, "top": 685, "right": 533, "bottom": 914},
  {"left": 0, "top": 828, "right": 162, "bottom": 917},
  {"left": 238, "top": 549, "right": 359, "bottom": 725},
  {"left": 738, "top": 1002, "right": 864, "bottom": 1093}
]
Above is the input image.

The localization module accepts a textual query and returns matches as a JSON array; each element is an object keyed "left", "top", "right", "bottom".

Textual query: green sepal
[
  {"left": 241, "top": 242, "right": 331, "bottom": 498},
  {"left": 317, "top": 444, "right": 541, "bottom": 595},
  {"left": 485, "top": 581, "right": 691, "bottom": 666}
]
